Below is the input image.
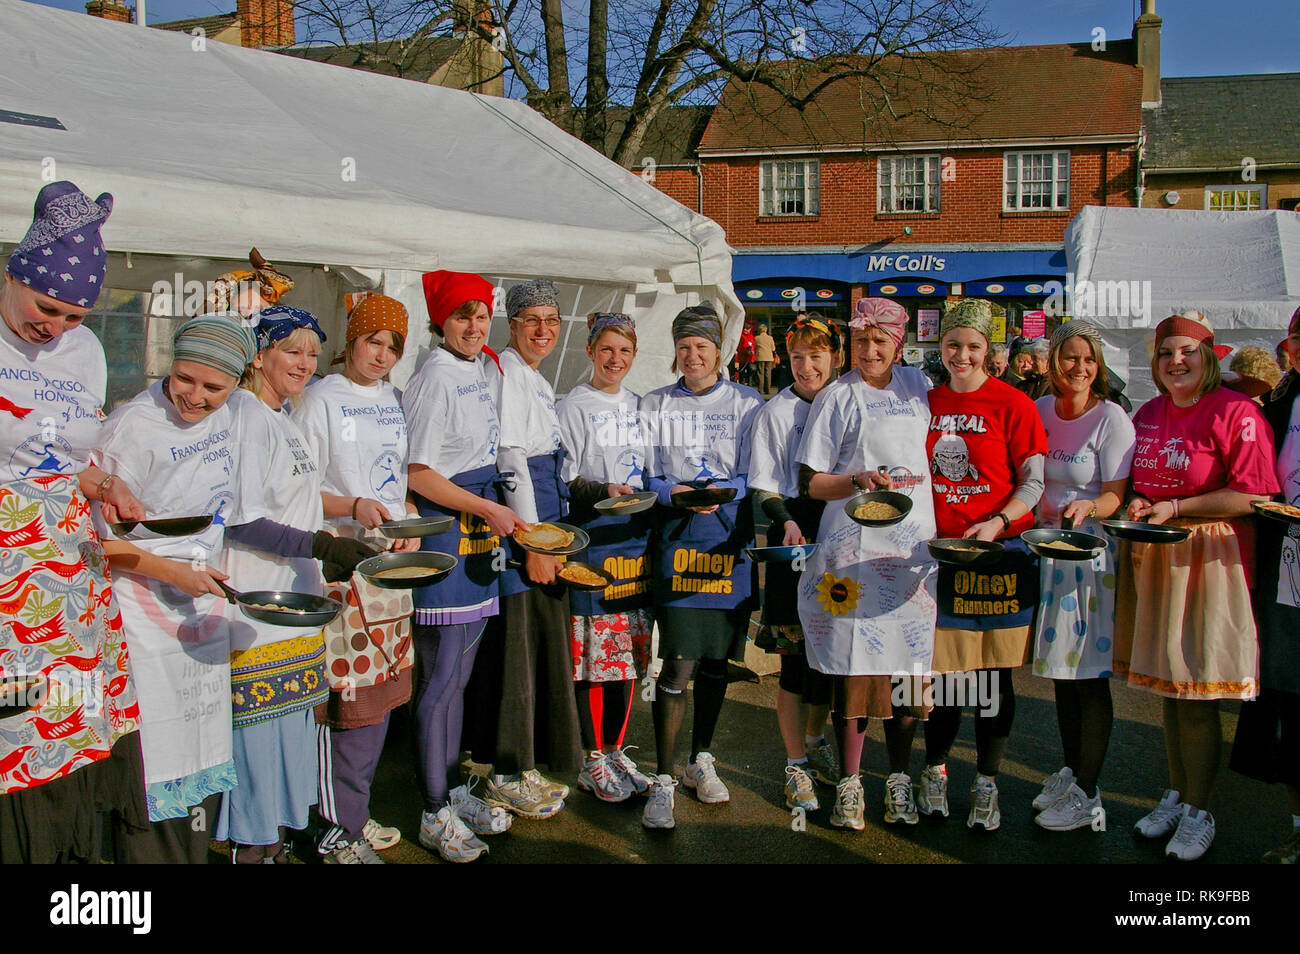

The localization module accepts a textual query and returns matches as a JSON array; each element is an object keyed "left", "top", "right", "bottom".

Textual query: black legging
[
  {"left": 1053, "top": 677, "right": 1113, "bottom": 795},
  {"left": 652, "top": 657, "right": 729, "bottom": 775},
  {"left": 923, "top": 668, "right": 1016, "bottom": 777}
]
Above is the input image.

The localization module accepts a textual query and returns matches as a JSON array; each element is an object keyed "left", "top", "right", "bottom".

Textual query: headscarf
[
  {"left": 1154, "top": 311, "right": 1232, "bottom": 359},
  {"left": 939, "top": 298, "right": 995, "bottom": 343},
  {"left": 249, "top": 304, "right": 326, "bottom": 352},
  {"left": 1048, "top": 319, "right": 1103, "bottom": 355},
  {"left": 6, "top": 181, "right": 113, "bottom": 308},
  {"left": 331, "top": 294, "right": 409, "bottom": 365},
  {"left": 587, "top": 312, "right": 636, "bottom": 347},
  {"left": 203, "top": 248, "right": 295, "bottom": 315},
  {"left": 420, "top": 270, "right": 500, "bottom": 371},
  {"left": 172, "top": 313, "right": 258, "bottom": 380},
  {"left": 786, "top": 313, "right": 842, "bottom": 353},
  {"left": 506, "top": 279, "right": 560, "bottom": 318},
  {"left": 421, "top": 270, "right": 495, "bottom": 330},
  {"left": 671, "top": 304, "right": 723, "bottom": 348},
  {"left": 849, "top": 297, "right": 908, "bottom": 348}
]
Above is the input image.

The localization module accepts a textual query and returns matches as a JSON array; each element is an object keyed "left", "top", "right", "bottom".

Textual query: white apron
[
  {"left": 797, "top": 375, "right": 938, "bottom": 676},
  {"left": 113, "top": 532, "right": 232, "bottom": 786}
]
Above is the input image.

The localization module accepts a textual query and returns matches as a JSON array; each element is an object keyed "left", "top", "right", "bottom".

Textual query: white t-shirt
[
  {"left": 1277, "top": 399, "right": 1300, "bottom": 504},
  {"left": 221, "top": 388, "right": 324, "bottom": 650},
  {"left": 641, "top": 378, "right": 764, "bottom": 485},
  {"left": 797, "top": 367, "right": 933, "bottom": 479},
  {"left": 0, "top": 320, "right": 106, "bottom": 483},
  {"left": 497, "top": 347, "right": 562, "bottom": 523},
  {"left": 556, "top": 382, "right": 647, "bottom": 487},
  {"left": 93, "top": 380, "right": 237, "bottom": 558},
  {"left": 402, "top": 347, "right": 500, "bottom": 478},
  {"left": 294, "top": 374, "right": 408, "bottom": 533},
  {"left": 1035, "top": 396, "right": 1136, "bottom": 526},
  {"left": 749, "top": 385, "right": 814, "bottom": 498}
]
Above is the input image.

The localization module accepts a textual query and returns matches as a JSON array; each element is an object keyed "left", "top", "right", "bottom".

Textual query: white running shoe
[
  {"left": 485, "top": 773, "right": 565, "bottom": 819},
  {"left": 607, "top": 746, "right": 654, "bottom": 796},
  {"left": 522, "top": 768, "right": 570, "bottom": 800},
  {"left": 577, "top": 751, "right": 632, "bottom": 803},
  {"left": 1165, "top": 807, "right": 1215, "bottom": 861},
  {"left": 884, "top": 772, "right": 919, "bottom": 825},
  {"left": 419, "top": 806, "right": 487, "bottom": 863},
  {"left": 323, "top": 839, "right": 385, "bottom": 864},
  {"left": 1134, "top": 789, "right": 1184, "bottom": 838},
  {"left": 642, "top": 774, "right": 677, "bottom": 829},
  {"left": 784, "top": 764, "right": 819, "bottom": 812},
  {"left": 916, "top": 765, "right": 949, "bottom": 818},
  {"left": 1035, "top": 783, "right": 1102, "bottom": 832},
  {"left": 1032, "top": 766, "right": 1075, "bottom": 812},
  {"left": 805, "top": 738, "right": 840, "bottom": 786},
  {"left": 450, "top": 779, "right": 513, "bottom": 835},
  {"left": 361, "top": 818, "right": 401, "bottom": 851},
  {"left": 830, "top": 775, "right": 865, "bottom": 831},
  {"left": 967, "top": 775, "right": 1001, "bottom": 831},
  {"left": 683, "top": 752, "right": 730, "bottom": 804}
]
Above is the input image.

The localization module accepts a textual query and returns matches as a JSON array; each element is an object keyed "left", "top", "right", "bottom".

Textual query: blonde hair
[
  {"left": 1229, "top": 346, "right": 1282, "bottom": 389},
  {"left": 241, "top": 326, "right": 321, "bottom": 403},
  {"left": 1151, "top": 340, "right": 1221, "bottom": 400}
]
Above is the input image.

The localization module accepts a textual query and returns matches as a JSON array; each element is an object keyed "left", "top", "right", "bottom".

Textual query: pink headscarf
[{"left": 850, "top": 297, "right": 909, "bottom": 348}]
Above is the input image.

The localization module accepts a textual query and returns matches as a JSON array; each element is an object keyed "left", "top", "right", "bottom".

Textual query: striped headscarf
[{"left": 172, "top": 313, "right": 258, "bottom": 380}]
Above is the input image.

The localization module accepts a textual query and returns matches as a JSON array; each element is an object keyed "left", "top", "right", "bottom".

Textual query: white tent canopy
[
  {"left": 0, "top": 0, "right": 741, "bottom": 394},
  {"left": 1065, "top": 205, "right": 1300, "bottom": 403}
]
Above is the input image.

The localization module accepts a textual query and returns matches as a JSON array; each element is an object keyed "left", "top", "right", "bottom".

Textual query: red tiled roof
[{"left": 700, "top": 42, "right": 1143, "bottom": 153}]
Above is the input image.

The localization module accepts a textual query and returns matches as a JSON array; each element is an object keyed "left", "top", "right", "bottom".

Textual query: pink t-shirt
[{"left": 1130, "top": 387, "right": 1279, "bottom": 500}]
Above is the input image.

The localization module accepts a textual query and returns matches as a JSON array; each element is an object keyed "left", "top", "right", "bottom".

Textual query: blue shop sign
[{"left": 733, "top": 248, "right": 1066, "bottom": 285}]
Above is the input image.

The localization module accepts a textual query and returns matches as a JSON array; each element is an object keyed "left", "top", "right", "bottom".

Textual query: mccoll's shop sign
[{"left": 866, "top": 254, "right": 946, "bottom": 272}]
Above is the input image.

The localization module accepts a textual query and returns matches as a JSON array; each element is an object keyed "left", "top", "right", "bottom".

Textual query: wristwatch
[
  {"left": 849, "top": 472, "right": 865, "bottom": 492},
  {"left": 995, "top": 512, "right": 1011, "bottom": 531}
]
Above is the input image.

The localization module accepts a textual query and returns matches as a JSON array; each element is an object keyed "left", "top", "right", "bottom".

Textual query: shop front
[{"left": 733, "top": 245, "right": 1067, "bottom": 365}]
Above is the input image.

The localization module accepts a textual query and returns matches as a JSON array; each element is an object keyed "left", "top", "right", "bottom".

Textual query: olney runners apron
[
  {"left": 798, "top": 380, "right": 938, "bottom": 676},
  {"left": 414, "top": 462, "right": 507, "bottom": 614},
  {"left": 567, "top": 499, "right": 654, "bottom": 616},
  {"left": 652, "top": 495, "right": 755, "bottom": 611}
]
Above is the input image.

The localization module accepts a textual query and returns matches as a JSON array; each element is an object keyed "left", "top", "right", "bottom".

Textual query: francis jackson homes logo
[{"left": 49, "top": 884, "right": 151, "bottom": 934}]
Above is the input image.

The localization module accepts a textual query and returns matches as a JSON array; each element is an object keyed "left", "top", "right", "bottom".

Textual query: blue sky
[{"left": 28, "top": 0, "right": 1300, "bottom": 77}]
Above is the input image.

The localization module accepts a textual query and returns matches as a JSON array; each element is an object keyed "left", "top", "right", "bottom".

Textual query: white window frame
[
  {"left": 1204, "top": 184, "right": 1267, "bottom": 211},
  {"left": 878, "top": 154, "right": 942, "bottom": 213},
  {"left": 1003, "top": 151, "right": 1070, "bottom": 211},
  {"left": 760, "top": 159, "right": 820, "bottom": 216}
]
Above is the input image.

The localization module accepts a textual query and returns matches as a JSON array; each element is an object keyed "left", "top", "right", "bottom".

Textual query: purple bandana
[
  {"left": 6, "top": 181, "right": 113, "bottom": 309},
  {"left": 586, "top": 312, "right": 636, "bottom": 346},
  {"left": 250, "top": 305, "right": 326, "bottom": 352}
]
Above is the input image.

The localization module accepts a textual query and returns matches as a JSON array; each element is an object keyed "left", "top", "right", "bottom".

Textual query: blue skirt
[{"left": 215, "top": 709, "right": 317, "bottom": 845}]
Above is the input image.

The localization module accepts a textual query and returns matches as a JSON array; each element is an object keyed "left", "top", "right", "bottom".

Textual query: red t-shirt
[
  {"left": 1130, "top": 387, "right": 1279, "bottom": 500},
  {"left": 926, "top": 377, "right": 1048, "bottom": 538}
]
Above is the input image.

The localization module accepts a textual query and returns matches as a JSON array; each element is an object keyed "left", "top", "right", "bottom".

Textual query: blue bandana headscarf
[
  {"left": 249, "top": 304, "right": 326, "bottom": 352},
  {"left": 6, "top": 181, "right": 113, "bottom": 308},
  {"left": 586, "top": 312, "right": 636, "bottom": 347}
]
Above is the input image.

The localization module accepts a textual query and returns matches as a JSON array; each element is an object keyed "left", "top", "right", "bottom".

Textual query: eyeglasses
[{"left": 512, "top": 316, "right": 562, "bottom": 330}]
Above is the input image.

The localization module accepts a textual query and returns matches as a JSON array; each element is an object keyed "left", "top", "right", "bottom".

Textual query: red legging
[{"left": 574, "top": 680, "right": 634, "bottom": 751}]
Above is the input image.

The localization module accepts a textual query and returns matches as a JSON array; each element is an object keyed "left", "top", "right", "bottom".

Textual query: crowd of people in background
[{"left": 1, "top": 180, "right": 1297, "bottom": 866}]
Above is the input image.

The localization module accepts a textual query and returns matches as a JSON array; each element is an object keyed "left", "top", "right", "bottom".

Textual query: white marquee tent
[
  {"left": 1065, "top": 205, "right": 1300, "bottom": 403},
  {"left": 0, "top": 0, "right": 741, "bottom": 396}
]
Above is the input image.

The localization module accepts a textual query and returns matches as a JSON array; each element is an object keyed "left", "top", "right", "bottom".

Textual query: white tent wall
[
  {"left": 0, "top": 0, "right": 741, "bottom": 399},
  {"left": 1065, "top": 205, "right": 1300, "bottom": 404}
]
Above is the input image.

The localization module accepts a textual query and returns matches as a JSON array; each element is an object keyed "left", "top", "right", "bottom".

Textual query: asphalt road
[{"left": 352, "top": 664, "right": 1287, "bottom": 865}]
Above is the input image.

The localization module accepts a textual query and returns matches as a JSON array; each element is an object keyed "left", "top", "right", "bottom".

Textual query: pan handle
[
  {"left": 1061, "top": 514, "right": 1074, "bottom": 531},
  {"left": 215, "top": 579, "right": 242, "bottom": 605}
]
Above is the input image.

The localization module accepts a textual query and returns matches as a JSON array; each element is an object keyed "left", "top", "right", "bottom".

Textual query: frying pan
[{"left": 217, "top": 580, "right": 343, "bottom": 627}]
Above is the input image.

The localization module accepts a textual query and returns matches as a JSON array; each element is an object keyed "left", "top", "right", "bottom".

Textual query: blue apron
[
  {"left": 413, "top": 462, "right": 509, "bottom": 611},
  {"left": 761, "top": 495, "right": 825, "bottom": 627},
  {"left": 500, "top": 449, "right": 570, "bottom": 598},
  {"left": 935, "top": 536, "right": 1039, "bottom": 630},
  {"left": 567, "top": 501, "right": 654, "bottom": 616},
  {"left": 652, "top": 494, "right": 756, "bottom": 611}
]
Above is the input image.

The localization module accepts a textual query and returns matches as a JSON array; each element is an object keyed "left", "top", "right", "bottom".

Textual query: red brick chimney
[
  {"left": 85, "top": 0, "right": 134, "bottom": 23},
  {"left": 238, "top": 0, "right": 296, "bottom": 48}
]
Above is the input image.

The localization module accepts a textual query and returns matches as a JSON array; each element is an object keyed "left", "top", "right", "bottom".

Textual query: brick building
[
  {"left": 692, "top": 36, "right": 1148, "bottom": 350},
  {"left": 1141, "top": 73, "right": 1300, "bottom": 214}
]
